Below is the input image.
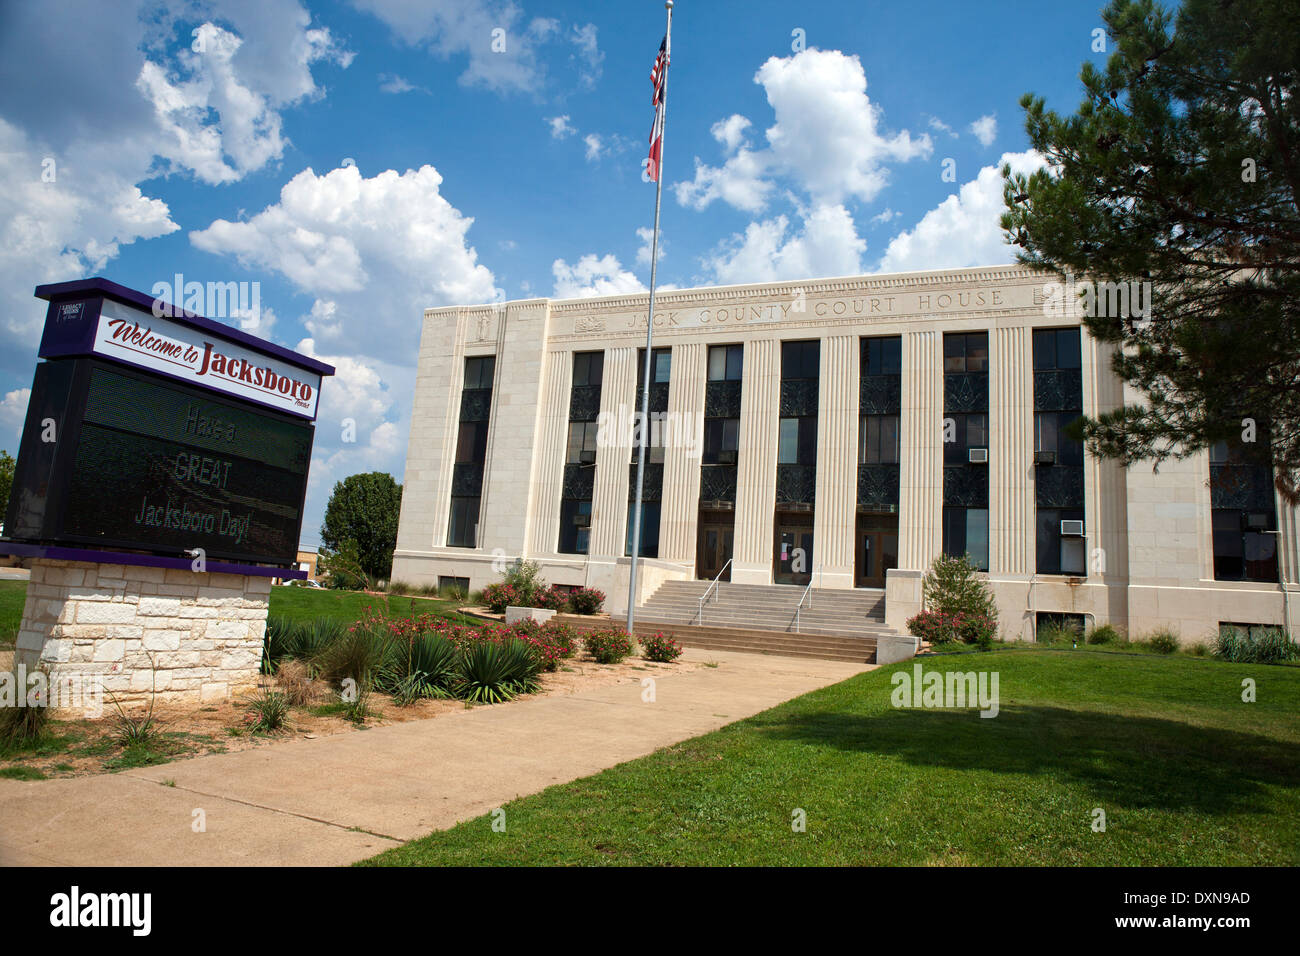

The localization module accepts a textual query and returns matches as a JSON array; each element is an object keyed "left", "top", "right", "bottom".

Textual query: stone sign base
[{"left": 14, "top": 558, "right": 270, "bottom": 708}]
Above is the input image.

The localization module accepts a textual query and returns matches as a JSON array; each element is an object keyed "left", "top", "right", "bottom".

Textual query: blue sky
[{"left": 0, "top": 0, "right": 1116, "bottom": 549}]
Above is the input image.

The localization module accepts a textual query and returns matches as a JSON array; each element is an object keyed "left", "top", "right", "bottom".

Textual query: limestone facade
[{"left": 392, "top": 264, "right": 1299, "bottom": 644}]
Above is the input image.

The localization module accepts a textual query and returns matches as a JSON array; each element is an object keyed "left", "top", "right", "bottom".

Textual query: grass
[
  {"left": 361, "top": 650, "right": 1300, "bottom": 866},
  {"left": 0, "top": 579, "right": 27, "bottom": 646},
  {"left": 266, "top": 585, "right": 469, "bottom": 626}
]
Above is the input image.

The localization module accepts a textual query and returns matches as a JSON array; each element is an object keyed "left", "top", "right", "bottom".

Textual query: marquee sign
[
  {"left": 35, "top": 278, "right": 329, "bottom": 421},
  {"left": 3, "top": 277, "right": 334, "bottom": 569}
]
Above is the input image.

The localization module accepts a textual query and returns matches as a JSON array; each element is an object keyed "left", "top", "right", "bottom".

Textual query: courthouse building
[{"left": 392, "top": 263, "right": 1299, "bottom": 642}]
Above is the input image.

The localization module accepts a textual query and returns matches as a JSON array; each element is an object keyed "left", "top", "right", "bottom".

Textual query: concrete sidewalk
[{"left": 0, "top": 649, "right": 870, "bottom": 866}]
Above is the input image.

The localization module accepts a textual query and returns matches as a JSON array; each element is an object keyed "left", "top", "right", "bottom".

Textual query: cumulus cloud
[
  {"left": 970, "top": 113, "right": 998, "bottom": 147},
  {"left": 552, "top": 254, "right": 647, "bottom": 299},
  {"left": 0, "top": 0, "right": 349, "bottom": 379},
  {"left": 636, "top": 227, "right": 665, "bottom": 268},
  {"left": 379, "top": 73, "right": 423, "bottom": 94},
  {"left": 702, "top": 203, "right": 867, "bottom": 286},
  {"left": 675, "top": 49, "right": 931, "bottom": 213},
  {"left": 570, "top": 23, "right": 604, "bottom": 88},
  {"left": 928, "top": 116, "right": 959, "bottom": 139},
  {"left": 190, "top": 163, "right": 500, "bottom": 359},
  {"left": 876, "top": 149, "right": 1046, "bottom": 274}
]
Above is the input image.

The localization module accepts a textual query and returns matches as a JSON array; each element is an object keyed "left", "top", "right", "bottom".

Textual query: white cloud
[
  {"left": 703, "top": 203, "right": 867, "bottom": 285},
  {"left": 676, "top": 49, "right": 932, "bottom": 214},
  {"left": 871, "top": 208, "right": 901, "bottom": 224},
  {"left": 351, "top": 0, "right": 561, "bottom": 92},
  {"left": 570, "top": 23, "right": 604, "bottom": 88},
  {"left": 547, "top": 114, "right": 576, "bottom": 139},
  {"left": 636, "top": 227, "right": 665, "bottom": 268},
  {"left": 877, "top": 149, "right": 1046, "bottom": 274},
  {"left": 970, "top": 113, "right": 998, "bottom": 147},
  {"left": 0, "top": 388, "right": 32, "bottom": 449},
  {"left": 552, "top": 254, "right": 646, "bottom": 298},
  {"left": 379, "top": 73, "right": 422, "bottom": 94},
  {"left": 928, "top": 116, "right": 959, "bottom": 138},
  {"left": 190, "top": 164, "right": 500, "bottom": 360},
  {"left": 711, "top": 114, "right": 752, "bottom": 153}
]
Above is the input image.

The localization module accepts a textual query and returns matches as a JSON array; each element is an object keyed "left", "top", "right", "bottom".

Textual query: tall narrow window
[
  {"left": 560, "top": 351, "right": 603, "bottom": 555},
  {"left": 447, "top": 355, "right": 495, "bottom": 549}
]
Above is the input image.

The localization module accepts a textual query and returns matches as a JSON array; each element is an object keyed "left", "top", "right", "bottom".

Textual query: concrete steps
[
  {"left": 565, "top": 617, "right": 877, "bottom": 664},
  {"left": 636, "top": 579, "right": 887, "bottom": 638}
]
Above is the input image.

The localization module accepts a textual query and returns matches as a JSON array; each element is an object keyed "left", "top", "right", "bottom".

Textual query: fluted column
[
  {"left": 813, "top": 335, "right": 858, "bottom": 588},
  {"left": 395, "top": 307, "right": 469, "bottom": 554},
  {"left": 989, "top": 325, "right": 1033, "bottom": 575},
  {"left": 589, "top": 347, "right": 635, "bottom": 557},
  {"left": 1084, "top": 336, "right": 1129, "bottom": 586},
  {"left": 898, "top": 330, "right": 943, "bottom": 570},
  {"left": 1277, "top": 493, "right": 1300, "bottom": 635},
  {"left": 525, "top": 349, "right": 572, "bottom": 555},
  {"left": 659, "top": 341, "right": 705, "bottom": 564},
  {"left": 732, "top": 338, "right": 780, "bottom": 584}
]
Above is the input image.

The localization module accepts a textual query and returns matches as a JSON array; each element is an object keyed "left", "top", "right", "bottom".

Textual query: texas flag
[{"left": 646, "top": 35, "right": 670, "bottom": 183}]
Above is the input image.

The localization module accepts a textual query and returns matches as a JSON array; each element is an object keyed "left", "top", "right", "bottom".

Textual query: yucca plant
[
  {"left": 313, "top": 624, "right": 388, "bottom": 686},
  {"left": 0, "top": 667, "right": 51, "bottom": 749},
  {"left": 456, "top": 638, "right": 542, "bottom": 703}
]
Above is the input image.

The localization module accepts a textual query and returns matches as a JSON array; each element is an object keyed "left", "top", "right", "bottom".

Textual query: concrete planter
[{"left": 505, "top": 606, "right": 556, "bottom": 625}]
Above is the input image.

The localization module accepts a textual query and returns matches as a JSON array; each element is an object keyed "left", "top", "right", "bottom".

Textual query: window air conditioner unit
[
  {"left": 968, "top": 447, "right": 989, "bottom": 464},
  {"left": 1060, "top": 519, "right": 1084, "bottom": 537},
  {"left": 1243, "top": 513, "right": 1269, "bottom": 531},
  {"left": 579, "top": 450, "right": 596, "bottom": 464},
  {"left": 1034, "top": 450, "right": 1057, "bottom": 466},
  {"left": 574, "top": 514, "right": 591, "bottom": 528}
]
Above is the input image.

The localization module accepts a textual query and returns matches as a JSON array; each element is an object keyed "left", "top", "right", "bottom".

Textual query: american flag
[{"left": 647, "top": 35, "right": 670, "bottom": 183}]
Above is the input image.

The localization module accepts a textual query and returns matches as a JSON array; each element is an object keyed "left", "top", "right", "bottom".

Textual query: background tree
[
  {"left": 1002, "top": 0, "right": 1300, "bottom": 498},
  {"left": 0, "top": 450, "right": 14, "bottom": 518},
  {"left": 319, "top": 472, "right": 403, "bottom": 583}
]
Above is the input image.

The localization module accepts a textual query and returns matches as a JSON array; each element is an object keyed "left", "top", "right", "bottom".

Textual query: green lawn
[
  {"left": 266, "top": 584, "right": 468, "bottom": 625},
  {"left": 361, "top": 649, "right": 1300, "bottom": 866},
  {"left": 0, "top": 579, "right": 26, "bottom": 645}
]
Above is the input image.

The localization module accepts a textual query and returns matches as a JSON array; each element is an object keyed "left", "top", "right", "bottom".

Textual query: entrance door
[
  {"left": 855, "top": 514, "right": 899, "bottom": 588},
  {"left": 696, "top": 513, "right": 734, "bottom": 581},
  {"left": 774, "top": 523, "right": 814, "bottom": 586}
]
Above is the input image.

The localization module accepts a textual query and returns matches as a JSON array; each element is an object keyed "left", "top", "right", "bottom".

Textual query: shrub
[
  {"left": 568, "top": 587, "right": 606, "bottom": 615},
  {"left": 918, "top": 554, "right": 998, "bottom": 642},
  {"left": 585, "top": 628, "right": 635, "bottom": 664},
  {"left": 387, "top": 580, "right": 413, "bottom": 596},
  {"left": 1086, "top": 624, "right": 1121, "bottom": 645},
  {"left": 535, "top": 585, "right": 570, "bottom": 612},
  {"left": 906, "top": 609, "right": 997, "bottom": 647},
  {"left": 539, "top": 620, "right": 579, "bottom": 659},
  {"left": 243, "top": 687, "right": 291, "bottom": 734},
  {"left": 1214, "top": 627, "right": 1299, "bottom": 664},
  {"left": 641, "top": 632, "right": 683, "bottom": 662},
  {"left": 1146, "top": 629, "right": 1179, "bottom": 654},
  {"left": 376, "top": 631, "right": 460, "bottom": 700},
  {"left": 481, "top": 582, "right": 523, "bottom": 614},
  {"left": 502, "top": 558, "right": 547, "bottom": 607}
]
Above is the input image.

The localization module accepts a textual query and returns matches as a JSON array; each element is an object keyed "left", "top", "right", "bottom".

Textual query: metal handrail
[
  {"left": 696, "top": 558, "right": 732, "bottom": 624},
  {"left": 794, "top": 568, "right": 821, "bottom": 633}
]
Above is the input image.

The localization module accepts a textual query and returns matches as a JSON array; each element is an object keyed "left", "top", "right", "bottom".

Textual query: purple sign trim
[
  {"left": 34, "top": 277, "right": 335, "bottom": 377},
  {"left": 0, "top": 541, "right": 308, "bottom": 579}
]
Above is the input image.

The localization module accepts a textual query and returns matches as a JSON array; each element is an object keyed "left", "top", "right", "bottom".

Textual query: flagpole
[{"left": 627, "top": 0, "right": 673, "bottom": 634}]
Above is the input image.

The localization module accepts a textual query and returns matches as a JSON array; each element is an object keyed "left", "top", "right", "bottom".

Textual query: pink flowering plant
[{"left": 640, "top": 631, "right": 682, "bottom": 663}]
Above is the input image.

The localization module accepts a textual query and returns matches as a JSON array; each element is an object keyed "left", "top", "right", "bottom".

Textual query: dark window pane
[
  {"left": 966, "top": 333, "right": 988, "bottom": 372},
  {"left": 708, "top": 347, "right": 726, "bottom": 381},
  {"left": 1032, "top": 329, "right": 1056, "bottom": 371},
  {"left": 1056, "top": 328, "right": 1082, "bottom": 369},
  {"left": 726, "top": 344, "right": 743, "bottom": 380}
]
